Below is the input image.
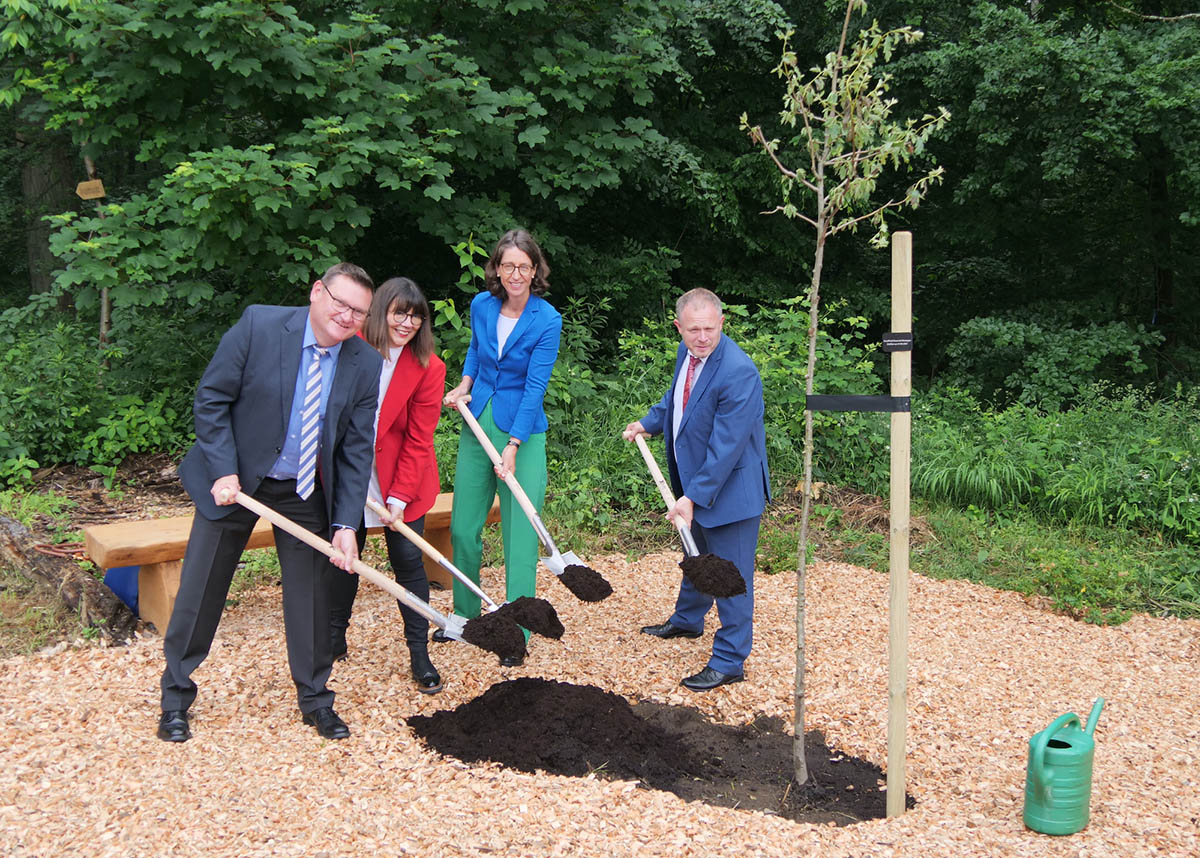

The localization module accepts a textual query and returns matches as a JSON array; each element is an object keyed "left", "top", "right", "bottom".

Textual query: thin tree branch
[{"left": 1105, "top": 1, "right": 1200, "bottom": 21}]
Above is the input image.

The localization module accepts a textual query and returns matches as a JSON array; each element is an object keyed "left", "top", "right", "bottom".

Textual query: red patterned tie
[{"left": 681, "top": 354, "right": 701, "bottom": 412}]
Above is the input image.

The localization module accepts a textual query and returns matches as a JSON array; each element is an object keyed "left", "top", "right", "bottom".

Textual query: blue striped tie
[{"left": 295, "top": 346, "right": 328, "bottom": 500}]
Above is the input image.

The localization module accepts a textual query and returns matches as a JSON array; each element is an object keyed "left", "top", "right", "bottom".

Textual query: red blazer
[{"left": 375, "top": 347, "right": 446, "bottom": 522}]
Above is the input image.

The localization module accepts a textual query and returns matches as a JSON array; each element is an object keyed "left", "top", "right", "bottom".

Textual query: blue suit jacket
[
  {"left": 461, "top": 291, "right": 562, "bottom": 441},
  {"left": 642, "top": 334, "right": 770, "bottom": 528},
  {"left": 178, "top": 305, "right": 382, "bottom": 527}
]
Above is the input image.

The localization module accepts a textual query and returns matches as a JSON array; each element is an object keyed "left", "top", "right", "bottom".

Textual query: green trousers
[{"left": 449, "top": 401, "right": 547, "bottom": 626}]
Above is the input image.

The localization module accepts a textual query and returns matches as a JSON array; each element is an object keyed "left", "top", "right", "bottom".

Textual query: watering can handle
[{"left": 1030, "top": 712, "right": 1081, "bottom": 794}]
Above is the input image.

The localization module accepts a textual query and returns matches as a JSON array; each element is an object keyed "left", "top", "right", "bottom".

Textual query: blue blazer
[
  {"left": 642, "top": 334, "right": 770, "bottom": 529},
  {"left": 461, "top": 291, "right": 562, "bottom": 441},
  {"left": 179, "top": 305, "right": 382, "bottom": 527}
]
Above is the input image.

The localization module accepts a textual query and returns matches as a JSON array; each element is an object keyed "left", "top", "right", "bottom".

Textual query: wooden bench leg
[
  {"left": 138, "top": 559, "right": 182, "bottom": 634},
  {"left": 421, "top": 528, "right": 454, "bottom": 590}
]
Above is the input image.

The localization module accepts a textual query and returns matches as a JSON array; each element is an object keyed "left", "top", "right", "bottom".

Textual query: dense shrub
[{"left": 913, "top": 385, "right": 1200, "bottom": 541}]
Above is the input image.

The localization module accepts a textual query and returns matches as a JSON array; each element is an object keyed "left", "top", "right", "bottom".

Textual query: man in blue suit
[
  {"left": 158, "top": 263, "right": 382, "bottom": 742},
  {"left": 624, "top": 288, "right": 770, "bottom": 691}
]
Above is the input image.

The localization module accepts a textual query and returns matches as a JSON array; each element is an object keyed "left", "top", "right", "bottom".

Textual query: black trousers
[
  {"left": 327, "top": 515, "right": 430, "bottom": 653},
  {"left": 160, "top": 478, "right": 336, "bottom": 715}
]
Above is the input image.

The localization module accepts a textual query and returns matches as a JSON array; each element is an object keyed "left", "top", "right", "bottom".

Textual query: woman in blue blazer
[{"left": 440, "top": 229, "right": 562, "bottom": 664}]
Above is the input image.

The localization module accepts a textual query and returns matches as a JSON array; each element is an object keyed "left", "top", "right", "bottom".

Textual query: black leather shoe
[
  {"left": 411, "top": 651, "right": 443, "bottom": 695},
  {"left": 499, "top": 653, "right": 525, "bottom": 667},
  {"left": 640, "top": 621, "right": 702, "bottom": 639},
  {"left": 681, "top": 666, "right": 745, "bottom": 692},
  {"left": 302, "top": 707, "right": 350, "bottom": 740},
  {"left": 331, "top": 629, "right": 348, "bottom": 662},
  {"left": 431, "top": 629, "right": 454, "bottom": 643},
  {"left": 157, "top": 709, "right": 191, "bottom": 743}
]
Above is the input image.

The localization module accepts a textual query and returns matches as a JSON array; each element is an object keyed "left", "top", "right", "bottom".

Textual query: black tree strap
[{"left": 806, "top": 395, "right": 911, "bottom": 413}]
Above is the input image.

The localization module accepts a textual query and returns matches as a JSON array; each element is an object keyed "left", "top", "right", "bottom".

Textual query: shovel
[
  {"left": 364, "top": 497, "right": 499, "bottom": 612},
  {"left": 453, "top": 398, "right": 584, "bottom": 577},
  {"left": 633, "top": 433, "right": 700, "bottom": 557},
  {"left": 224, "top": 489, "right": 469, "bottom": 642},
  {"left": 366, "top": 498, "right": 565, "bottom": 639},
  {"left": 632, "top": 434, "right": 746, "bottom": 598}
]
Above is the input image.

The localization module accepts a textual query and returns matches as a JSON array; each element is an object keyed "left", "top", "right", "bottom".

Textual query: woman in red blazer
[{"left": 328, "top": 276, "right": 447, "bottom": 694}]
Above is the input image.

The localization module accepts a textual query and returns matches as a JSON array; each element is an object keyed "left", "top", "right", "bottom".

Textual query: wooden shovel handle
[
  {"left": 633, "top": 434, "right": 699, "bottom": 557},
  {"left": 365, "top": 497, "right": 446, "bottom": 564},
  {"left": 364, "top": 497, "right": 498, "bottom": 610},
  {"left": 635, "top": 434, "right": 678, "bottom": 509},
  {"left": 454, "top": 398, "right": 543, "bottom": 529},
  {"left": 224, "top": 490, "right": 451, "bottom": 629}
]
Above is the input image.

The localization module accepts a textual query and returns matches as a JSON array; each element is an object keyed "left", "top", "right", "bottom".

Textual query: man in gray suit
[{"left": 158, "top": 263, "right": 382, "bottom": 742}]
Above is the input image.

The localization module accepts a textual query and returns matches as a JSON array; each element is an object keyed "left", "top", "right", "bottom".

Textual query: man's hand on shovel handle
[
  {"left": 211, "top": 475, "right": 241, "bottom": 506},
  {"left": 330, "top": 527, "right": 358, "bottom": 572},
  {"left": 668, "top": 495, "right": 694, "bottom": 529},
  {"left": 622, "top": 421, "right": 649, "bottom": 442}
]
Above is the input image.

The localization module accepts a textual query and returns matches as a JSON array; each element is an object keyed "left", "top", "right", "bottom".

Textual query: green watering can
[{"left": 1023, "top": 698, "right": 1105, "bottom": 835}]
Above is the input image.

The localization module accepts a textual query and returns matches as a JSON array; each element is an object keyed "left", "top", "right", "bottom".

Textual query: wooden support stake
[{"left": 887, "top": 231, "right": 913, "bottom": 817}]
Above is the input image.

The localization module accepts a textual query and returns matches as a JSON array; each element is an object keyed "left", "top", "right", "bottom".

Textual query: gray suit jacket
[{"left": 178, "top": 305, "right": 382, "bottom": 527}]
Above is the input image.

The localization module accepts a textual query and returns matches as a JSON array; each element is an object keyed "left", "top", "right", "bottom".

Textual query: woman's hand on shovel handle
[
  {"left": 444, "top": 379, "right": 472, "bottom": 407},
  {"left": 211, "top": 475, "right": 241, "bottom": 506},
  {"left": 622, "top": 421, "right": 649, "bottom": 442},
  {"left": 496, "top": 442, "right": 518, "bottom": 480}
]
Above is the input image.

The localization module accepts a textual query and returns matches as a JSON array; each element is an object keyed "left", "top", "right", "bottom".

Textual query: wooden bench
[{"left": 82, "top": 492, "right": 499, "bottom": 633}]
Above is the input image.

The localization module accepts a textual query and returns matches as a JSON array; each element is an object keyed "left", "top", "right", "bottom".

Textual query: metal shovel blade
[
  {"left": 542, "top": 549, "right": 585, "bottom": 576},
  {"left": 438, "top": 612, "right": 469, "bottom": 643}
]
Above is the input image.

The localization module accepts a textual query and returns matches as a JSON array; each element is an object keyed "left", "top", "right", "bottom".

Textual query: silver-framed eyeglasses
[
  {"left": 388, "top": 310, "right": 425, "bottom": 325},
  {"left": 499, "top": 262, "right": 535, "bottom": 277},
  {"left": 321, "top": 282, "right": 368, "bottom": 321}
]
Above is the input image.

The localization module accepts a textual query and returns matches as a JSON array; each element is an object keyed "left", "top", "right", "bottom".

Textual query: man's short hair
[
  {"left": 676, "top": 288, "right": 722, "bottom": 317},
  {"left": 322, "top": 262, "right": 374, "bottom": 291}
]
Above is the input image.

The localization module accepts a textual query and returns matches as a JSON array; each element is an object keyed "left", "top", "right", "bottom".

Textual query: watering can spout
[{"left": 1084, "top": 697, "right": 1105, "bottom": 736}]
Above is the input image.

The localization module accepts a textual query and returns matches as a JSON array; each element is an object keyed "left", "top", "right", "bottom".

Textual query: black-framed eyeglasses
[
  {"left": 498, "top": 262, "right": 535, "bottom": 277},
  {"left": 321, "top": 281, "right": 368, "bottom": 321},
  {"left": 388, "top": 310, "right": 425, "bottom": 325}
]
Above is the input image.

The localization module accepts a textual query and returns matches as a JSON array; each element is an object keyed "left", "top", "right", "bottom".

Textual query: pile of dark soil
[
  {"left": 460, "top": 612, "right": 526, "bottom": 661},
  {"left": 558, "top": 564, "right": 613, "bottom": 601},
  {"left": 409, "top": 678, "right": 912, "bottom": 825},
  {"left": 679, "top": 553, "right": 746, "bottom": 598},
  {"left": 493, "top": 596, "right": 564, "bottom": 639}
]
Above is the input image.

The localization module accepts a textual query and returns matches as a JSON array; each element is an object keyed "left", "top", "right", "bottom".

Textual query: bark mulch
[{"left": 1, "top": 550, "right": 1197, "bottom": 857}]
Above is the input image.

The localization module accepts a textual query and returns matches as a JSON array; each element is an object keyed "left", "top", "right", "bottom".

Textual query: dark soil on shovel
[
  {"left": 460, "top": 612, "right": 527, "bottom": 661},
  {"left": 679, "top": 553, "right": 746, "bottom": 598},
  {"left": 559, "top": 564, "right": 613, "bottom": 601},
  {"left": 493, "top": 596, "right": 564, "bottom": 639},
  {"left": 408, "top": 677, "right": 913, "bottom": 825}
]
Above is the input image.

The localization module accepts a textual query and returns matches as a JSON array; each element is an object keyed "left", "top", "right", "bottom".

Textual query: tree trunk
[
  {"left": 16, "top": 129, "right": 76, "bottom": 296},
  {"left": 1143, "top": 135, "right": 1175, "bottom": 351},
  {"left": 793, "top": 221, "right": 828, "bottom": 786},
  {"left": 0, "top": 516, "right": 137, "bottom": 642}
]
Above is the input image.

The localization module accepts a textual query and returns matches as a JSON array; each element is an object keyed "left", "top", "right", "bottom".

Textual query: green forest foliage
[{"left": 0, "top": 1, "right": 1197, "bottom": 570}]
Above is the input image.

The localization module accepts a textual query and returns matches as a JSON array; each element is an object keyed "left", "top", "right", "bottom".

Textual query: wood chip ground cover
[{"left": 1, "top": 552, "right": 1197, "bottom": 857}]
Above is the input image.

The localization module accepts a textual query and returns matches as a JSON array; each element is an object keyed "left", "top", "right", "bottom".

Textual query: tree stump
[{"left": 0, "top": 515, "right": 137, "bottom": 642}]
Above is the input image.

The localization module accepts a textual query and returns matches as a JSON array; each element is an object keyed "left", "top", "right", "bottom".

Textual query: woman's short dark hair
[
  {"left": 363, "top": 277, "right": 435, "bottom": 367},
  {"left": 484, "top": 229, "right": 550, "bottom": 299}
]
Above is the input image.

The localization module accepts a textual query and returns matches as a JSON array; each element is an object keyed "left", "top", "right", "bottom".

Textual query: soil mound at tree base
[{"left": 409, "top": 678, "right": 911, "bottom": 824}]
